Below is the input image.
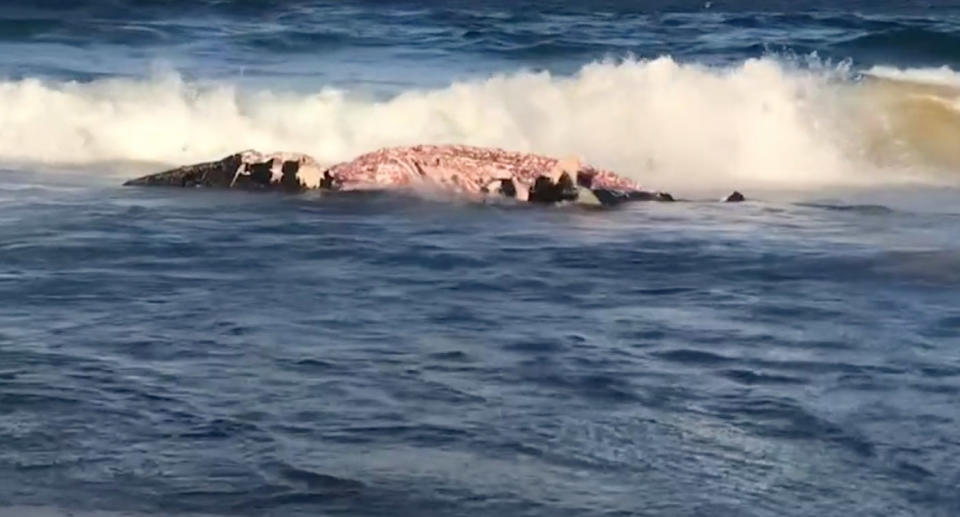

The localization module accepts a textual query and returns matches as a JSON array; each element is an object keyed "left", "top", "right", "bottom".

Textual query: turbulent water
[{"left": 2, "top": 1, "right": 960, "bottom": 516}]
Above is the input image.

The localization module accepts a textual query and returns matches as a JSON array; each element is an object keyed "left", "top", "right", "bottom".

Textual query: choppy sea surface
[{"left": 1, "top": 1, "right": 960, "bottom": 516}]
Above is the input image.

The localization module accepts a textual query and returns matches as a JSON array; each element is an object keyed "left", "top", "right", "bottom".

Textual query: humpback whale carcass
[{"left": 124, "top": 145, "right": 735, "bottom": 205}]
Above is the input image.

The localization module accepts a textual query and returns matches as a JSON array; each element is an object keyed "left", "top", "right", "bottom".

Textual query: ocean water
[{"left": 2, "top": 1, "right": 960, "bottom": 516}]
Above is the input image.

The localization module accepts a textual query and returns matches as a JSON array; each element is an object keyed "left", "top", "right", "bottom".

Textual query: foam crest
[
  {"left": 1, "top": 57, "right": 958, "bottom": 189},
  {"left": 864, "top": 65, "right": 960, "bottom": 87}
]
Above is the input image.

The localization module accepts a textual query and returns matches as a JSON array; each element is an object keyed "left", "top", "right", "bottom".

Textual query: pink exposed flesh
[{"left": 325, "top": 145, "right": 642, "bottom": 193}]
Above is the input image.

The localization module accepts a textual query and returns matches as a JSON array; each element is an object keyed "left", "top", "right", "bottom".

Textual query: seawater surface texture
[{"left": 1, "top": 1, "right": 960, "bottom": 516}]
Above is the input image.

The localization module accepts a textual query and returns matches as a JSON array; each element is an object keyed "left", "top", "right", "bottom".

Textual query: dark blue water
[
  {"left": 4, "top": 0, "right": 960, "bottom": 87},
  {"left": 2, "top": 2, "right": 960, "bottom": 516}
]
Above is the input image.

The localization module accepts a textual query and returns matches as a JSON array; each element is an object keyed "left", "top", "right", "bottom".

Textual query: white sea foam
[
  {"left": 864, "top": 65, "right": 960, "bottom": 88},
  {"left": 2, "top": 57, "right": 958, "bottom": 189}
]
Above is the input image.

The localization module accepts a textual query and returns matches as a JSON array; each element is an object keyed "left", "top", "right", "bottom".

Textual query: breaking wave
[{"left": 2, "top": 57, "right": 960, "bottom": 189}]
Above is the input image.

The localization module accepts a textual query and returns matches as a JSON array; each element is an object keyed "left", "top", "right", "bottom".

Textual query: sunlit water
[{"left": 2, "top": 1, "right": 960, "bottom": 515}]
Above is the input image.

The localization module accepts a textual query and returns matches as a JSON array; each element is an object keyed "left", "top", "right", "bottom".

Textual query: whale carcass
[{"left": 123, "top": 144, "right": 693, "bottom": 205}]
